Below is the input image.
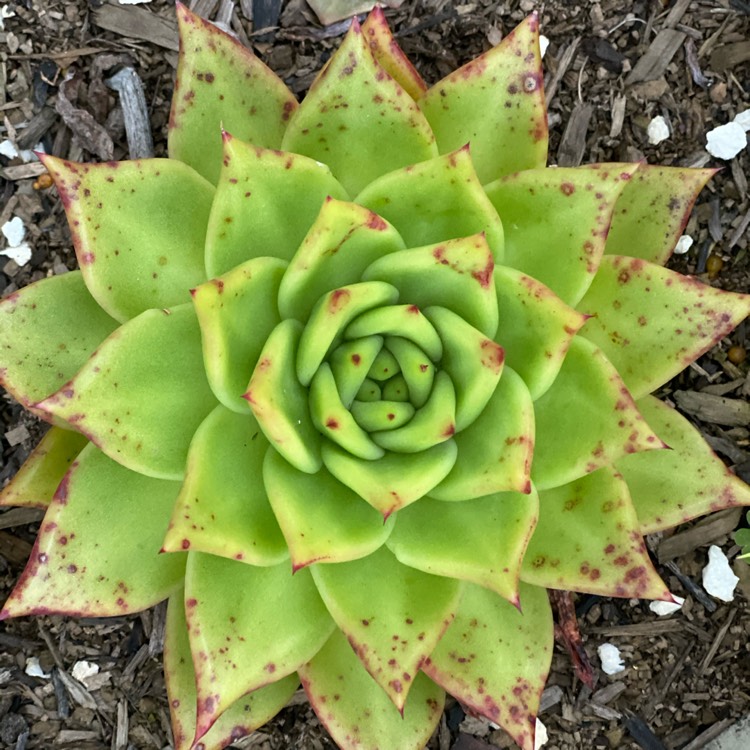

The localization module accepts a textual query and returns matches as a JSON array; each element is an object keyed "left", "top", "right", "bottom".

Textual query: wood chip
[
  {"left": 557, "top": 102, "right": 593, "bottom": 167},
  {"left": 626, "top": 29, "right": 686, "bottom": 85},
  {"left": 673, "top": 390, "right": 750, "bottom": 427},
  {"left": 0, "top": 162, "right": 47, "bottom": 180},
  {"left": 92, "top": 3, "right": 179, "bottom": 52},
  {"left": 106, "top": 67, "right": 154, "bottom": 159},
  {"left": 658, "top": 509, "right": 744, "bottom": 563},
  {"left": 55, "top": 669, "right": 98, "bottom": 710},
  {"left": 710, "top": 41, "right": 750, "bottom": 72},
  {"left": 0, "top": 529, "right": 33, "bottom": 565}
]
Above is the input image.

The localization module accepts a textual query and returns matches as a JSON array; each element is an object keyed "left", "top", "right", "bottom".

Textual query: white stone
[
  {"left": 647, "top": 115, "right": 670, "bottom": 145},
  {"left": 0, "top": 242, "right": 32, "bottom": 266},
  {"left": 24, "top": 656, "right": 50, "bottom": 679},
  {"left": 649, "top": 595, "right": 684, "bottom": 616},
  {"left": 118, "top": 0, "right": 151, "bottom": 4},
  {"left": 702, "top": 545, "right": 739, "bottom": 602},
  {"left": 706, "top": 121, "right": 747, "bottom": 160},
  {"left": 597, "top": 643, "right": 625, "bottom": 675},
  {"left": 733, "top": 109, "right": 750, "bottom": 132},
  {"left": 534, "top": 718, "right": 549, "bottom": 749},
  {"left": 0, "top": 139, "right": 18, "bottom": 158},
  {"left": 72, "top": 660, "right": 100, "bottom": 683},
  {"left": 539, "top": 35, "right": 550, "bottom": 59},
  {"left": 0, "top": 5, "right": 15, "bottom": 31},
  {"left": 674, "top": 235, "right": 694, "bottom": 255},
  {"left": 2, "top": 216, "right": 26, "bottom": 246}
]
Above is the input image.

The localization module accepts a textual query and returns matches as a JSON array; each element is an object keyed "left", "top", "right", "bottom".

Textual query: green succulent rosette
[{"left": 2, "top": 6, "right": 750, "bottom": 750}]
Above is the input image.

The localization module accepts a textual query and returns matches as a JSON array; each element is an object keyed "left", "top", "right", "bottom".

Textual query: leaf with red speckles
[
  {"left": 205, "top": 135, "right": 347, "bottom": 278},
  {"left": 361, "top": 8, "right": 428, "bottom": 100},
  {"left": 493, "top": 266, "right": 587, "bottom": 401},
  {"left": 164, "top": 591, "right": 298, "bottom": 750},
  {"left": 0, "top": 445, "right": 184, "bottom": 620},
  {"left": 0, "top": 272, "right": 117, "bottom": 412},
  {"left": 356, "top": 147, "right": 504, "bottom": 257},
  {"left": 618, "top": 396, "right": 750, "bottom": 533},
  {"left": 162, "top": 406, "right": 287, "bottom": 565},
  {"left": 35, "top": 305, "right": 216, "bottom": 481},
  {"left": 485, "top": 163, "right": 639, "bottom": 306},
  {"left": 311, "top": 546, "right": 461, "bottom": 710},
  {"left": 362, "top": 234, "right": 498, "bottom": 337},
  {"left": 578, "top": 256, "right": 750, "bottom": 400},
  {"left": 263, "top": 447, "right": 395, "bottom": 569},
  {"left": 418, "top": 14, "right": 547, "bottom": 186},
  {"left": 300, "top": 628, "right": 445, "bottom": 750},
  {"left": 605, "top": 165, "right": 715, "bottom": 265},
  {"left": 169, "top": 3, "right": 298, "bottom": 185},
  {"left": 193, "top": 257, "right": 285, "bottom": 414},
  {"left": 279, "top": 199, "right": 405, "bottom": 323},
  {"left": 387, "top": 488, "right": 537, "bottom": 602},
  {"left": 532, "top": 337, "right": 665, "bottom": 490},
  {"left": 424, "top": 582, "right": 552, "bottom": 750},
  {"left": 0, "top": 428, "right": 88, "bottom": 509},
  {"left": 521, "top": 467, "right": 671, "bottom": 600},
  {"left": 41, "top": 155, "right": 213, "bottom": 323},
  {"left": 281, "top": 21, "right": 437, "bottom": 196},
  {"left": 430, "top": 367, "right": 533, "bottom": 501},
  {"left": 185, "top": 553, "right": 334, "bottom": 740}
]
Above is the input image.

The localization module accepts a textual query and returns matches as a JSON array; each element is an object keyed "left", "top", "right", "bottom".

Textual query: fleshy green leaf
[
  {"left": 263, "top": 446, "right": 394, "bottom": 569},
  {"left": 430, "top": 366, "right": 534, "bottom": 501},
  {"left": 424, "top": 582, "right": 552, "bottom": 750},
  {"left": 35, "top": 305, "right": 216, "bottom": 481},
  {"left": 522, "top": 467, "right": 672, "bottom": 600},
  {"left": 330, "top": 336, "right": 385, "bottom": 407},
  {"left": 205, "top": 134, "right": 347, "bottom": 277},
  {"left": 0, "top": 445, "right": 184, "bottom": 619},
  {"left": 164, "top": 591, "right": 298, "bottom": 750},
  {"left": 41, "top": 155, "right": 213, "bottom": 322},
  {"left": 387, "top": 489, "right": 538, "bottom": 602},
  {"left": 311, "top": 546, "right": 461, "bottom": 709},
  {"left": 619, "top": 396, "right": 750, "bottom": 533},
  {"left": 532, "top": 337, "right": 665, "bottom": 490},
  {"left": 279, "top": 199, "right": 405, "bottom": 322},
  {"left": 418, "top": 14, "right": 547, "bottom": 185},
  {"left": 493, "top": 265, "right": 587, "bottom": 401},
  {"left": 577, "top": 255, "right": 750, "bottom": 400},
  {"left": 0, "top": 272, "right": 118, "bottom": 411},
  {"left": 605, "top": 165, "right": 716, "bottom": 265},
  {"left": 185, "top": 553, "right": 335, "bottom": 739},
  {"left": 485, "top": 163, "right": 639, "bottom": 305},
  {"left": 382, "top": 337, "right": 434, "bottom": 408},
  {"left": 356, "top": 146, "right": 504, "bottom": 258},
  {"left": 281, "top": 20, "right": 437, "bottom": 196},
  {"left": 169, "top": 3, "right": 298, "bottom": 185},
  {"left": 192, "top": 257, "right": 286, "bottom": 414},
  {"left": 0, "top": 428, "right": 87, "bottom": 509},
  {"left": 162, "top": 406, "right": 287, "bottom": 565},
  {"left": 299, "top": 629, "right": 445, "bottom": 750}
]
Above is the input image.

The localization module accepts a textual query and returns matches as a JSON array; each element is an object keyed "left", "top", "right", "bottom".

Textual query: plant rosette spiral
[{"left": 1, "top": 6, "right": 750, "bottom": 750}]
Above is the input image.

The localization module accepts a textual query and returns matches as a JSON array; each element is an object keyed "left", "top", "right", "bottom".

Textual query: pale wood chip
[
  {"left": 658, "top": 508, "right": 744, "bottom": 563},
  {"left": 673, "top": 390, "right": 750, "bottom": 427},
  {"left": 626, "top": 29, "right": 686, "bottom": 85},
  {"left": 92, "top": 3, "right": 179, "bottom": 52}
]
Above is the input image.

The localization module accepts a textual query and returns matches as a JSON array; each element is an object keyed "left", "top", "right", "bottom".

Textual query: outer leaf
[
  {"left": 299, "top": 629, "right": 445, "bottom": 750},
  {"left": 35, "top": 305, "right": 216, "bottom": 481},
  {"left": 263, "top": 447, "right": 395, "bottom": 569},
  {"left": 41, "top": 155, "right": 213, "bottom": 322},
  {"left": 605, "top": 165, "right": 716, "bottom": 265},
  {"left": 164, "top": 592, "right": 298, "bottom": 750},
  {"left": 387, "top": 489, "right": 538, "bottom": 602},
  {"left": 279, "top": 199, "right": 406, "bottom": 322},
  {"left": 162, "top": 406, "right": 287, "bottom": 565},
  {"left": 0, "top": 428, "right": 87, "bottom": 509},
  {"left": 0, "top": 272, "right": 117, "bottom": 410},
  {"left": 185, "top": 553, "right": 335, "bottom": 739},
  {"left": 494, "top": 266, "right": 587, "bottom": 400},
  {"left": 418, "top": 14, "right": 547, "bottom": 185},
  {"left": 0, "top": 445, "right": 184, "bottom": 619},
  {"left": 281, "top": 20, "right": 437, "bottom": 196},
  {"left": 618, "top": 396, "right": 750, "bottom": 533},
  {"left": 485, "top": 163, "right": 639, "bottom": 305},
  {"left": 424, "top": 583, "right": 553, "bottom": 750},
  {"left": 578, "top": 255, "right": 750, "bottom": 399},
  {"left": 532, "top": 337, "right": 665, "bottom": 490},
  {"left": 312, "top": 546, "right": 461, "bottom": 709},
  {"left": 192, "top": 257, "right": 286, "bottom": 414},
  {"left": 430, "top": 366, "right": 534, "bottom": 500},
  {"left": 356, "top": 146, "right": 504, "bottom": 258},
  {"left": 521, "top": 467, "right": 672, "bottom": 600},
  {"left": 205, "top": 134, "right": 347, "bottom": 277},
  {"left": 169, "top": 3, "right": 298, "bottom": 184}
]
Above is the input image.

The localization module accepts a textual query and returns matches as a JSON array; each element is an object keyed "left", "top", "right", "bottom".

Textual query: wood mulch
[{"left": 1, "top": 1, "right": 749, "bottom": 749}]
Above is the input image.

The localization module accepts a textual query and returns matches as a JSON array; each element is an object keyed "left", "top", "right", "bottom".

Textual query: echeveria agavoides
[{"left": 2, "top": 6, "right": 750, "bottom": 750}]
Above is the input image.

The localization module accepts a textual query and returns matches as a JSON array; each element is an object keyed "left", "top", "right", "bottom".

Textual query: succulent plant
[{"left": 2, "top": 5, "right": 750, "bottom": 750}]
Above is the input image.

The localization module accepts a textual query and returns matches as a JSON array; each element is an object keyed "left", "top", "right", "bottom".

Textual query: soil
[{"left": 1, "top": 1, "right": 750, "bottom": 750}]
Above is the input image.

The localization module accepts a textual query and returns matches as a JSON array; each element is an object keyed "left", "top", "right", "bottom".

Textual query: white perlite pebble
[
  {"left": 647, "top": 115, "right": 670, "bottom": 145},
  {"left": 706, "top": 121, "right": 747, "bottom": 160},
  {"left": 2, "top": 216, "right": 25, "bottom": 246},
  {"left": 0, "top": 243, "right": 32, "bottom": 266},
  {"left": 597, "top": 643, "right": 626, "bottom": 675},
  {"left": 72, "top": 660, "right": 100, "bottom": 683},
  {"left": 24, "top": 657, "right": 50, "bottom": 679},
  {"left": 674, "top": 235, "right": 693, "bottom": 255},
  {"left": 539, "top": 36, "right": 550, "bottom": 59},
  {"left": 0, "top": 139, "right": 18, "bottom": 158},
  {"left": 733, "top": 109, "right": 750, "bottom": 132},
  {"left": 702, "top": 545, "right": 739, "bottom": 602},
  {"left": 649, "top": 595, "right": 685, "bottom": 616},
  {"left": 534, "top": 718, "right": 549, "bottom": 749}
]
